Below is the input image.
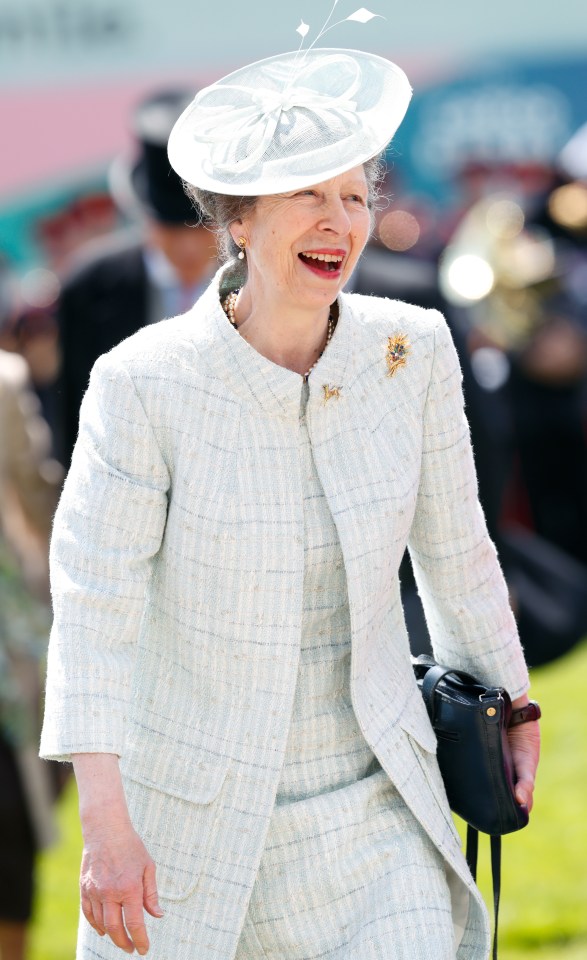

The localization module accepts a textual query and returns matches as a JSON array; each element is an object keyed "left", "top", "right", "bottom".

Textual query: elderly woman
[{"left": 41, "top": 40, "right": 539, "bottom": 960}]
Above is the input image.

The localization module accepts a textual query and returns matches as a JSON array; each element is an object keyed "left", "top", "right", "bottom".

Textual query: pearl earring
[{"left": 237, "top": 237, "right": 247, "bottom": 260}]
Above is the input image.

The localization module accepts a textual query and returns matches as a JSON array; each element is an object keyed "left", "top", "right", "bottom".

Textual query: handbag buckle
[
  {"left": 479, "top": 688, "right": 503, "bottom": 704},
  {"left": 479, "top": 688, "right": 504, "bottom": 724}
]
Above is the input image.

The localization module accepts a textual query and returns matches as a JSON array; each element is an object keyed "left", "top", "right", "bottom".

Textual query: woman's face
[{"left": 231, "top": 164, "right": 371, "bottom": 312}]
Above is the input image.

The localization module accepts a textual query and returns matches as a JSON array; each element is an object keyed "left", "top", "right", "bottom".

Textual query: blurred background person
[
  {"left": 0, "top": 293, "right": 61, "bottom": 456},
  {"left": 438, "top": 136, "right": 587, "bottom": 668},
  {"left": 0, "top": 263, "right": 62, "bottom": 960},
  {"left": 54, "top": 89, "right": 217, "bottom": 468}
]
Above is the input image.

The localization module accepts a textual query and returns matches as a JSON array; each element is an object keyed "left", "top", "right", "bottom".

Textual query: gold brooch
[
  {"left": 323, "top": 384, "right": 342, "bottom": 402},
  {"left": 386, "top": 334, "right": 410, "bottom": 377}
]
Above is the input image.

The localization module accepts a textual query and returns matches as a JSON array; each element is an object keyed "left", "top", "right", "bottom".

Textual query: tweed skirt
[{"left": 234, "top": 768, "right": 457, "bottom": 960}]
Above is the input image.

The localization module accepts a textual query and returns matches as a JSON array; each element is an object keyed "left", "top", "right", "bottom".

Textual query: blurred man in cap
[{"left": 56, "top": 89, "right": 217, "bottom": 467}]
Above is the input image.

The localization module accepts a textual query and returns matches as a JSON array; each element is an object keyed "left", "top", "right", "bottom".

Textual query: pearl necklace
[
  {"left": 222, "top": 289, "right": 336, "bottom": 381},
  {"left": 222, "top": 289, "right": 241, "bottom": 328}
]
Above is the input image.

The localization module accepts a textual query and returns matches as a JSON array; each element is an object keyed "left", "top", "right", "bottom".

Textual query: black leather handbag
[{"left": 412, "top": 654, "right": 530, "bottom": 959}]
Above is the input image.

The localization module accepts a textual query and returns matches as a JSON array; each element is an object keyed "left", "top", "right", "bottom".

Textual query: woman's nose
[{"left": 319, "top": 197, "right": 351, "bottom": 235}]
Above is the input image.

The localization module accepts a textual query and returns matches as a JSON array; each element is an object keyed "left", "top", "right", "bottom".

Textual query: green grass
[
  {"left": 475, "top": 637, "right": 587, "bottom": 958},
  {"left": 29, "top": 775, "right": 81, "bottom": 960},
  {"left": 29, "top": 640, "right": 587, "bottom": 959}
]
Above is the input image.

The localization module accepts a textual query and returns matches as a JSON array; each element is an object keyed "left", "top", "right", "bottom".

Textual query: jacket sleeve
[
  {"left": 407, "top": 312, "right": 530, "bottom": 699},
  {"left": 40, "top": 354, "right": 170, "bottom": 760}
]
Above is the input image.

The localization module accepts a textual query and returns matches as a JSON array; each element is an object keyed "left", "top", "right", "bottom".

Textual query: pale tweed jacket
[{"left": 41, "top": 268, "right": 530, "bottom": 960}]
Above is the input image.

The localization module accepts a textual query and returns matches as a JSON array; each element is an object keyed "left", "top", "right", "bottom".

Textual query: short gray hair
[{"left": 184, "top": 154, "right": 385, "bottom": 262}]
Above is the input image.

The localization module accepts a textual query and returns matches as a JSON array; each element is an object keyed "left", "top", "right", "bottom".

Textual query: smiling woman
[
  {"left": 186, "top": 153, "right": 384, "bottom": 261},
  {"left": 204, "top": 169, "right": 372, "bottom": 377},
  {"left": 40, "top": 26, "right": 539, "bottom": 960},
  {"left": 184, "top": 158, "right": 383, "bottom": 377},
  {"left": 214, "top": 167, "right": 372, "bottom": 364}
]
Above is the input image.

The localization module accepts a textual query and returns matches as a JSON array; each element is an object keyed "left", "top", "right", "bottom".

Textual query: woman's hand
[
  {"left": 80, "top": 818, "right": 162, "bottom": 954},
  {"left": 73, "top": 753, "right": 164, "bottom": 955},
  {"left": 507, "top": 699, "right": 541, "bottom": 813}
]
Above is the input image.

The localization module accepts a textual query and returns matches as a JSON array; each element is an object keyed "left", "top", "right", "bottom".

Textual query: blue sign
[{"left": 392, "top": 55, "right": 587, "bottom": 206}]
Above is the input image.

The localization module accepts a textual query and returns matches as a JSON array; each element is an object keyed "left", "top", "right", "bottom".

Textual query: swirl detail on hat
[{"left": 193, "top": 55, "right": 361, "bottom": 178}]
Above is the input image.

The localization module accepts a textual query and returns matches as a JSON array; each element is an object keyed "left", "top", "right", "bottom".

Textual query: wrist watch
[{"left": 509, "top": 700, "right": 541, "bottom": 727}]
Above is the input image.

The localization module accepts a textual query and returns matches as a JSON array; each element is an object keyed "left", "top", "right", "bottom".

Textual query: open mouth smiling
[{"left": 298, "top": 251, "right": 345, "bottom": 273}]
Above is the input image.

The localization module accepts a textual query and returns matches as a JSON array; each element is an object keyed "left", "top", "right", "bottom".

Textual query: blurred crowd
[{"left": 1, "top": 87, "right": 587, "bottom": 959}]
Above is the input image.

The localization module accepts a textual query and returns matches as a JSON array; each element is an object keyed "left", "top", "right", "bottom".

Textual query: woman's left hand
[{"left": 507, "top": 708, "right": 540, "bottom": 813}]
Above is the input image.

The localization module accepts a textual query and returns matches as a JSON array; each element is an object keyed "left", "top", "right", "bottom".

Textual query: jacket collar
[{"left": 188, "top": 264, "right": 355, "bottom": 419}]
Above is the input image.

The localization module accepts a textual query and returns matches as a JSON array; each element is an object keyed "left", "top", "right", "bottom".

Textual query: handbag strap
[
  {"left": 416, "top": 658, "right": 479, "bottom": 720},
  {"left": 466, "top": 826, "right": 502, "bottom": 960}
]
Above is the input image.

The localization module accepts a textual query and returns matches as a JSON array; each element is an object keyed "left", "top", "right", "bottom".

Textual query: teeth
[{"left": 302, "top": 252, "right": 344, "bottom": 262}]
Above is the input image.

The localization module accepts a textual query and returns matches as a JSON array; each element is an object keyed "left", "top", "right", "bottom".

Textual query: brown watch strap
[{"left": 509, "top": 700, "right": 541, "bottom": 726}]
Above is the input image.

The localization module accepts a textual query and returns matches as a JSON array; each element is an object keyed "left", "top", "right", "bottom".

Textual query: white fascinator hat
[{"left": 168, "top": 40, "right": 412, "bottom": 196}]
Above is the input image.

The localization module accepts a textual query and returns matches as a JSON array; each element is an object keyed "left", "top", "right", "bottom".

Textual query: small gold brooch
[
  {"left": 386, "top": 334, "right": 410, "bottom": 377},
  {"left": 323, "top": 384, "right": 342, "bottom": 402}
]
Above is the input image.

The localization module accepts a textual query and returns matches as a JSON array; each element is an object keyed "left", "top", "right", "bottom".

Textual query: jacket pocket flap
[{"left": 121, "top": 747, "right": 229, "bottom": 805}]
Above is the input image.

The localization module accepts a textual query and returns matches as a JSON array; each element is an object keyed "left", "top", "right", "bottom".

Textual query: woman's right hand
[
  {"left": 80, "top": 818, "right": 163, "bottom": 954},
  {"left": 72, "top": 753, "right": 164, "bottom": 955}
]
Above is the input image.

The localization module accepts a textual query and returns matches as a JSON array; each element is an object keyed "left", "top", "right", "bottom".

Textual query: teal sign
[{"left": 394, "top": 55, "right": 587, "bottom": 205}]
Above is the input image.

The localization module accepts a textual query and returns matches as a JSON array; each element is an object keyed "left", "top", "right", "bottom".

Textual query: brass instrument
[{"left": 439, "top": 196, "right": 560, "bottom": 350}]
